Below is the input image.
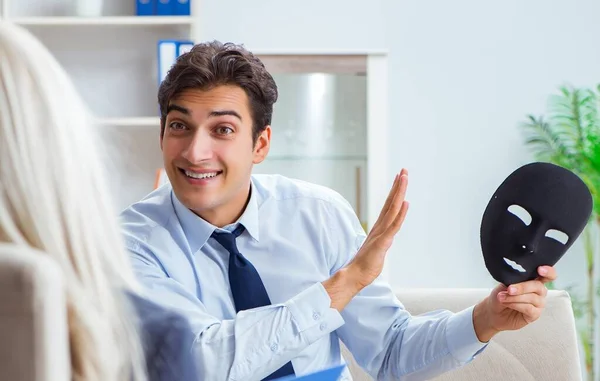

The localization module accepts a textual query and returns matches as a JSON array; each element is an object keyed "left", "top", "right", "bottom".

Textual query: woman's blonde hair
[{"left": 0, "top": 21, "right": 147, "bottom": 381}]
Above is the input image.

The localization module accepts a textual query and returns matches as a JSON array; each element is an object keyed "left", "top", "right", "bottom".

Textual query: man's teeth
[
  {"left": 503, "top": 257, "right": 526, "bottom": 273},
  {"left": 185, "top": 170, "right": 219, "bottom": 179}
]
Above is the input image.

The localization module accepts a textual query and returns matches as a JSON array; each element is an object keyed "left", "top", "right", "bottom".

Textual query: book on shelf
[
  {"left": 157, "top": 39, "right": 194, "bottom": 86},
  {"left": 136, "top": 0, "right": 191, "bottom": 16}
]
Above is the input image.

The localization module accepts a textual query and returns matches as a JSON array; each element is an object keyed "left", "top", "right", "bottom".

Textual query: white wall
[
  {"left": 198, "top": 0, "right": 386, "bottom": 53},
  {"left": 200, "top": 0, "right": 600, "bottom": 291},
  {"left": 382, "top": 0, "right": 600, "bottom": 290},
  {"left": 12, "top": 0, "right": 595, "bottom": 292}
]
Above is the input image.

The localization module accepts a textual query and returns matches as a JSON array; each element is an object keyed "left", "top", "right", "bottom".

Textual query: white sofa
[
  {"left": 0, "top": 244, "right": 582, "bottom": 381},
  {"left": 342, "top": 288, "right": 582, "bottom": 381}
]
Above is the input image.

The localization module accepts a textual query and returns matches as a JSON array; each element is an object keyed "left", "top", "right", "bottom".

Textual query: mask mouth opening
[{"left": 503, "top": 257, "right": 526, "bottom": 273}]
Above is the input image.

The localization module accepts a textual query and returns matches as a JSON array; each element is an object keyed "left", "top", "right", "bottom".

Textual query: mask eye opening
[
  {"left": 507, "top": 204, "right": 532, "bottom": 226},
  {"left": 545, "top": 229, "right": 569, "bottom": 244}
]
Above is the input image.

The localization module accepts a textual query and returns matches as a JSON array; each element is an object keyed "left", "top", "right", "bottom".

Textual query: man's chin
[{"left": 171, "top": 180, "right": 215, "bottom": 202}]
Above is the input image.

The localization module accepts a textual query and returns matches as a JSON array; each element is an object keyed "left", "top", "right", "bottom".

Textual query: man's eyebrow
[
  {"left": 210, "top": 110, "right": 242, "bottom": 121},
  {"left": 166, "top": 106, "right": 242, "bottom": 121},
  {"left": 166, "top": 104, "right": 190, "bottom": 115}
]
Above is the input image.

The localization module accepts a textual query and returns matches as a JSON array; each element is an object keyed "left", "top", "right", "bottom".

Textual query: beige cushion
[
  {"left": 343, "top": 288, "right": 581, "bottom": 381},
  {"left": 0, "top": 243, "right": 70, "bottom": 381}
]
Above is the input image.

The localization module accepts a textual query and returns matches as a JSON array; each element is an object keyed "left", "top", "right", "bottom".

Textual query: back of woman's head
[{"left": 0, "top": 21, "right": 146, "bottom": 381}]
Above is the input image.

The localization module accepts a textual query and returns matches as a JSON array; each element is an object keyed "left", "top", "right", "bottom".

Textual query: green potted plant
[{"left": 520, "top": 84, "right": 600, "bottom": 381}]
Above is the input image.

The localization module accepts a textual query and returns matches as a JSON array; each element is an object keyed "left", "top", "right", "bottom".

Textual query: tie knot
[{"left": 211, "top": 225, "right": 245, "bottom": 254}]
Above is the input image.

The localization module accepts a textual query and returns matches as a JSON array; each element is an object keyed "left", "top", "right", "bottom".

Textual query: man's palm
[{"left": 349, "top": 169, "right": 409, "bottom": 287}]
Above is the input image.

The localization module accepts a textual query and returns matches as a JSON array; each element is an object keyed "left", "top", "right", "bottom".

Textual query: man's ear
[{"left": 253, "top": 126, "right": 271, "bottom": 164}]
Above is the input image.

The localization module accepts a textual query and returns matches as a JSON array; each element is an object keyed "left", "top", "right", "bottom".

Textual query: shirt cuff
[
  {"left": 286, "top": 282, "right": 345, "bottom": 343},
  {"left": 445, "top": 306, "right": 488, "bottom": 363}
]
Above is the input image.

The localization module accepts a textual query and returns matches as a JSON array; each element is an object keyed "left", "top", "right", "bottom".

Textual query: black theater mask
[{"left": 480, "top": 162, "right": 592, "bottom": 286}]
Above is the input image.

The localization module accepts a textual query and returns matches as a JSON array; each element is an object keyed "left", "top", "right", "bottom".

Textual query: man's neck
[{"left": 194, "top": 184, "right": 252, "bottom": 228}]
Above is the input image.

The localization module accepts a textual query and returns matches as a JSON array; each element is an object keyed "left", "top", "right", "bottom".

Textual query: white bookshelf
[
  {"left": 1, "top": 0, "right": 196, "bottom": 120},
  {"left": 0, "top": 0, "right": 198, "bottom": 209},
  {"left": 11, "top": 16, "right": 193, "bottom": 26}
]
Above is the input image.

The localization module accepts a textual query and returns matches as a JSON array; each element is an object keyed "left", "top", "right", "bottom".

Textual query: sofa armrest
[
  {"left": 342, "top": 288, "right": 582, "bottom": 381},
  {"left": 0, "top": 243, "right": 70, "bottom": 381}
]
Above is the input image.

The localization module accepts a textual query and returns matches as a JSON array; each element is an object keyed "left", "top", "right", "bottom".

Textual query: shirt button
[
  {"left": 392, "top": 323, "right": 400, "bottom": 330},
  {"left": 270, "top": 343, "right": 278, "bottom": 352},
  {"left": 319, "top": 322, "right": 327, "bottom": 331},
  {"left": 312, "top": 312, "right": 320, "bottom": 321}
]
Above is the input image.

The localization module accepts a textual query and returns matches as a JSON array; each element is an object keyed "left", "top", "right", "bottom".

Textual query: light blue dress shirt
[{"left": 120, "top": 174, "right": 487, "bottom": 381}]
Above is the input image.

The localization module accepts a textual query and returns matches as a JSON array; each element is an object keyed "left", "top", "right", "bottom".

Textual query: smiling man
[
  {"left": 120, "top": 41, "right": 557, "bottom": 381},
  {"left": 159, "top": 85, "right": 260, "bottom": 227}
]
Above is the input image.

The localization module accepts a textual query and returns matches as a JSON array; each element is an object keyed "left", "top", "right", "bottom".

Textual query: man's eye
[
  {"left": 169, "top": 122, "right": 186, "bottom": 130},
  {"left": 216, "top": 126, "right": 234, "bottom": 135}
]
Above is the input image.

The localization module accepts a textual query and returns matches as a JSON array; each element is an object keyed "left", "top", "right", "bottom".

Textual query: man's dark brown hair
[{"left": 158, "top": 40, "right": 278, "bottom": 144}]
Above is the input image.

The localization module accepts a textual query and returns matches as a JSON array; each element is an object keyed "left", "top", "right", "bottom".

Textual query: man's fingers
[
  {"left": 378, "top": 174, "right": 400, "bottom": 220},
  {"left": 506, "top": 280, "right": 547, "bottom": 297},
  {"left": 386, "top": 174, "right": 408, "bottom": 221},
  {"left": 376, "top": 170, "right": 408, "bottom": 228},
  {"left": 387, "top": 200, "right": 410, "bottom": 235},
  {"left": 371, "top": 169, "right": 409, "bottom": 237},
  {"left": 501, "top": 302, "right": 542, "bottom": 322},
  {"left": 498, "top": 292, "right": 546, "bottom": 308},
  {"left": 536, "top": 266, "right": 557, "bottom": 283}
]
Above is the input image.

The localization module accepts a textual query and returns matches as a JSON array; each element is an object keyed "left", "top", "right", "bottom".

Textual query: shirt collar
[
  {"left": 237, "top": 180, "right": 260, "bottom": 242},
  {"left": 171, "top": 181, "right": 260, "bottom": 253}
]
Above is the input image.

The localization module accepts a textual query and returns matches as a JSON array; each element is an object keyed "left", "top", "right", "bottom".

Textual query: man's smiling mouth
[{"left": 503, "top": 257, "right": 526, "bottom": 273}]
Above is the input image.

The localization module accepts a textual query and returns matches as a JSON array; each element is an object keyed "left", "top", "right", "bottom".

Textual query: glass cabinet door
[{"left": 252, "top": 66, "right": 368, "bottom": 231}]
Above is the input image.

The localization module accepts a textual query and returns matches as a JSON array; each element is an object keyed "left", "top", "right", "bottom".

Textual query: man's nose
[{"left": 181, "top": 131, "right": 213, "bottom": 163}]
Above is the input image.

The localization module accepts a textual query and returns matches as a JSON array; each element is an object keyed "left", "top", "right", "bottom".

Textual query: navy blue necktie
[{"left": 211, "top": 225, "right": 295, "bottom": 380}]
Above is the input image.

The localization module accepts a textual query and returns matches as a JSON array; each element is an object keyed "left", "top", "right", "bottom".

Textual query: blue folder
[
  {"left": 157, "top": 39, "right": 194, "bottom": 86},
  {"left": 156, "top": 0, "right": 173, "bottom": 15},
  {"left": 274, "top": 365, "right": 346, "bottom": 381},
  {"left": 136, "top": 0, "right": 155, "bottom": 16},
  {"left": 173, "top": 0, "right": 190, "bottom": 15}
]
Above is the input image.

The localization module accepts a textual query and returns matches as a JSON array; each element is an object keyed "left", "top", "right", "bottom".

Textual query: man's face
[
  {"left": 480, "top": 162, "right": 592, "bottom": 286},
  {"left": 161, "top": 85, "right": 270, "bottom": 226}
]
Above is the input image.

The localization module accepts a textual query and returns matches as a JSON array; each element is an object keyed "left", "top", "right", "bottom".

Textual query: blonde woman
[{"left": 0, "top": 21, "right": 197, "bottom": 381}]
